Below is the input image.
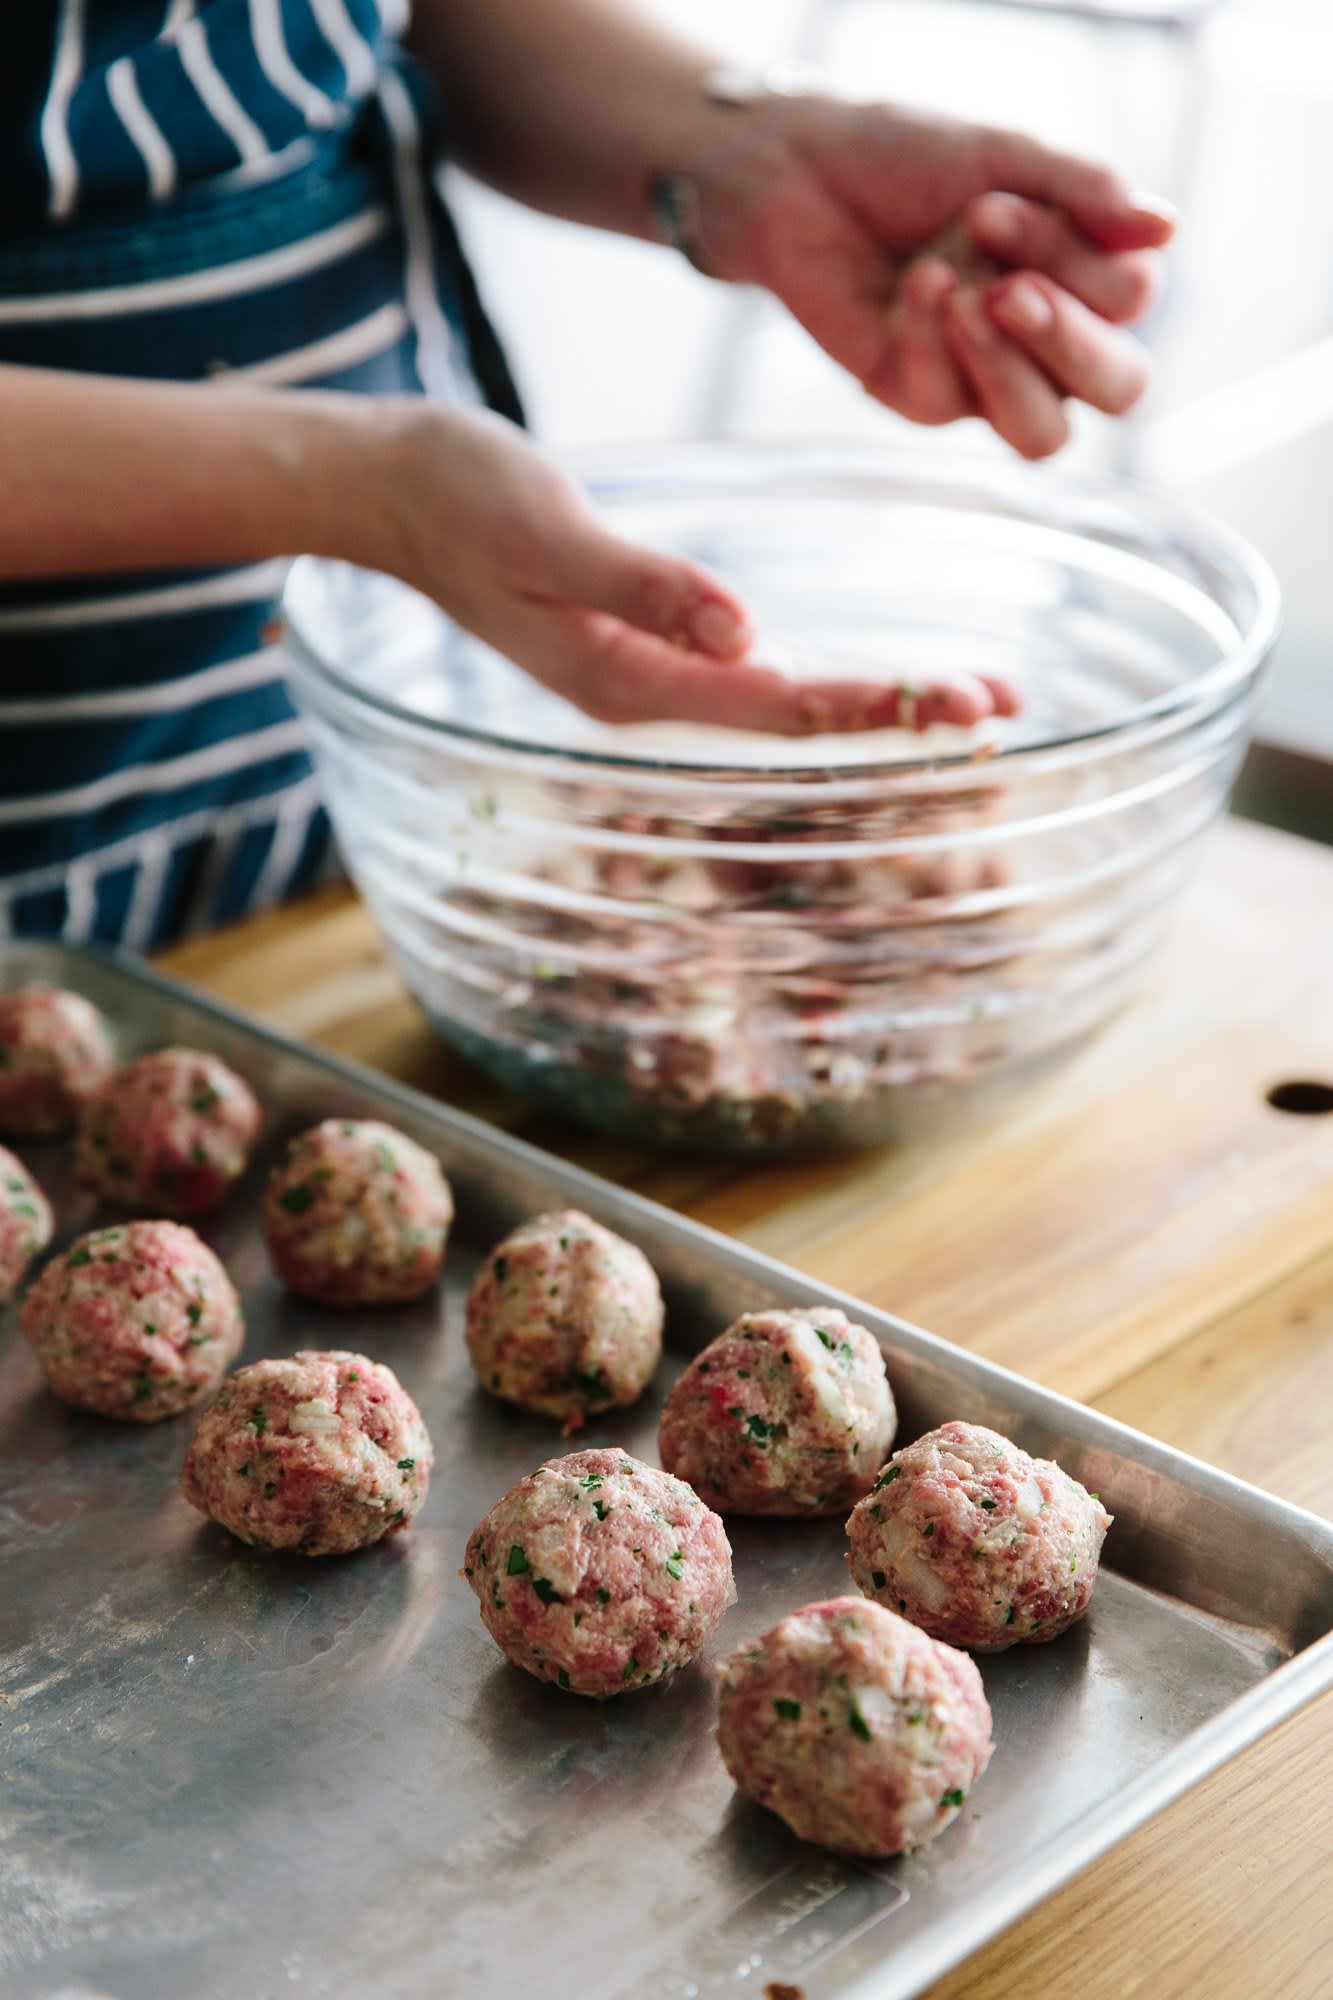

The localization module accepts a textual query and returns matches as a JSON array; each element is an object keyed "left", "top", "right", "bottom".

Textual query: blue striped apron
[{"left": 0, "top": 1, "right": 520, "bottom": 951}]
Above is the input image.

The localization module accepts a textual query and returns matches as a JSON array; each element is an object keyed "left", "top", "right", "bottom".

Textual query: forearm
[
  {"left": 407, "top": 0, "right": 780, "bottom": 240},
  {"left": 0, "top": 364, "right": 381, "bottom": 582}
]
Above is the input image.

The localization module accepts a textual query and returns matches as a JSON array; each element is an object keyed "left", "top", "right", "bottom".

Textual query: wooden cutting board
[{"left": 162, "top": 812, "right": 1333, "bottom": 2000}]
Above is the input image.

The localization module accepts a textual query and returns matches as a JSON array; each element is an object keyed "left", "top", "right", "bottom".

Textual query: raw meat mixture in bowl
[{"left": 285, "top": 448, "right": 1277, "bottom": 1154}]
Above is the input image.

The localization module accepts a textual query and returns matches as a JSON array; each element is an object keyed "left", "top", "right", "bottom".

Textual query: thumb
[{"left": 541, "top": 513, "right": 754, "bottom": 662}]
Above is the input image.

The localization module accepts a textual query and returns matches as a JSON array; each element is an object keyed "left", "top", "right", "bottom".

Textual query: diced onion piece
[
  {"left": 679, "top": 999, "right": 736, "bottom": 1036},
  {"left": 875, "top": 1518, "right": 915, "bottom": 1566},
  {"left": 137, "top": 1290, "right": 175, "bottom": 1337},
  {"left": 527, "top": 1522, "right": 585, "bottom": 1599},
  {"left": 290, "top": 1397, "right": 342, "bottom": 1435},
  {"left": 895, "top": 1550, "right": 954, "bottom": 1613},
  {"left": 899, "top": 1789, "right": 943, "bottom": 1836},
  {"left": 854, "top": 1683, "right": 899, "bottom": 1735},
  {"left": 808, "top": 1364, "right": 850, "bottom": 1426}
]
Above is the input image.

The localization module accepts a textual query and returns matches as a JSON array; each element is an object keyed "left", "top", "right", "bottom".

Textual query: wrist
[
  {"left": 292, "top": 396, "right": 524, "bottom": 606},
  {"left": 645, "top": 73, "right": 831, "bottom": 281},
  {"left": 267, "top": 391, "right": 422, "bottom": 575}
]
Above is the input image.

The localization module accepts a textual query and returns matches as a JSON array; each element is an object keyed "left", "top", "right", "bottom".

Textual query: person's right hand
[
  {"left": 351, "top": 401, "right": 1018, "bottom": 736},
  {"left": 686, "top": 97, "right": 1172, "bottom": 461}
]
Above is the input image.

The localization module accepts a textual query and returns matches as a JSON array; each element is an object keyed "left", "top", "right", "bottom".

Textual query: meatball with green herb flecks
[
  {"left": 77, "top": 1046, "right": 260, "bottom": 1216},
  {"left": 463, "top": 1448, "right": 734, "bottom": 1696},
  {"left": 19, "top": 1220, "right": 244, "bottom": 1420},
  {"left": 0, "top": 984, "right": 113, "bottom": 1137},
  {"left": 658, "top": 1308, "right": 896, "bottom": 1515},
  {"left": 465, "top": 1211, "right": 663, "bottom": 1430},
  {"left": 0, "top": 1146, "right": 54, "bottom": 1303},
  {"left": 846, "top": 1420, "right": 1112, "bottom": 1650},
  {"left": 717, "top": 1596, "right": 993, "bottom": 1857},
  {"left": 262, "top": 1119, "right": 453, "bottom": 1305},
  {"left": 181, "top": 1350, "right": 432, "bottom": 1554}
]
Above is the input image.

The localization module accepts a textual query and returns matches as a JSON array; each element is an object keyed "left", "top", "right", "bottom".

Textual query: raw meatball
[
  {"left": 465, "top": 1210, "right": 663, "bottom": 1429},
  {"left": 181, "top": 1350, "right": 433, "bottom": 1555},
  {"left": 0, "top": 985, "right": 113, "bottom": 1137},
  {"left": 658, "top": 1307, "right": 896, "bottom": 1515},
  {"left": 463, "top": 1447, "right": 734, "bottom": 1696},
  {"left": 77, "top": 1047, "right": 261, "bottom": 1216},
  {"left": 717, "top": 1596, "right": 993, "bottom": 1857},
  {"left": 20, "top": 1220, "right": 244, "bottom": 1421},
  {"left": 262, "top": 1119, "right": 453, "bottom": 1304},
  {"left": 0, "top": 1147, "right": 54, "bottom": 1303},
  {"left": 847, "top": 1420, "right": 1112, "bottom": 1650}
]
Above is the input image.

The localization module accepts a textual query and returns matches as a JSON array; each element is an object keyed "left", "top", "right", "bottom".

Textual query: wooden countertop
[{"left": 162, "top": 812, "right": 1333, "bottom": 2000}]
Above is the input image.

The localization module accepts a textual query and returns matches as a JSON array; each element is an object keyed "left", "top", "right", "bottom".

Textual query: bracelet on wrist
[{"left": 647, "top": 62, "right": 825, "bottom": 275}]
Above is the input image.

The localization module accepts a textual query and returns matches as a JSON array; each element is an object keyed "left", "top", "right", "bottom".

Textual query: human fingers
[
  {"left": 506, "top": 606, "right": 1017, "bottom": 737},
  {"left": 979, "top": 129, "right": 1177, "bottom": 251},
  {"left": 944, "top": 287, "right": 1072, "bottom": 459},
  {"left": 889, "top": 258, "right": 975, "bottom": 424},
  {"left": 988, "top": 275, "right": 1151, "bottom": 414},
  {"left": 977, "top": 672, "right": 1023, "bottom": 718},
  {"left": 967, "top": 192, "right": 1160, "bottom": 324},
  {"left": 538, "top": 511, "right": 753, "bottom": 661}
]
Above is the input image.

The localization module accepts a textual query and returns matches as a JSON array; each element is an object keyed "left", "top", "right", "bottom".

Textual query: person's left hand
[{"left": 692, "top": 95, "right": 1175, "bottom": 458}]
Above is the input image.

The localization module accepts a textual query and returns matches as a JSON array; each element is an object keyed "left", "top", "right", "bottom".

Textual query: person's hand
[
  {"left": 691, "top": 97, "right": 1175, "bottom": 458},
  {"left": 351, "top": 401, "right": 1018, "bottom": 734}
]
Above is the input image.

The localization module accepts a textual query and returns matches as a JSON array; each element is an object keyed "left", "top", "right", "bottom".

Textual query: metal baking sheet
[{"left": 2, "top": 940, "right": 1330, "bottom": 2000}]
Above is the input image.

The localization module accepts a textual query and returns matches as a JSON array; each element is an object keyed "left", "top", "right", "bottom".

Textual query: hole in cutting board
[{"left": 1266, "top": 1079, "right": 1333, "bottom": 1115}]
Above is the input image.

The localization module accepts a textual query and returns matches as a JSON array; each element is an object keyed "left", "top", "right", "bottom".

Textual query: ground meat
[
  {"left": 77, "top": 1046, "right": 261, "bottom": 1216},
  {"left": 658, "top": 1307, "right": 896, "bottom": 1515},
  {"left": 463, "top": 1447, "right": 734, "bottom": 1696},
  {"left": 0, "top": 1146, "right": 54, "bottom": 1304},
  {"left": 465, "top": 1210, "right": 664, "bottom": 1429},
  {"left": 846, "top": 1420, "right": 1112, "bottom": 1650},
  {"left": 262, "top": 1119, "right": 454, "bottom": 1304},
  {"left": 444, "top": 772, "right": 1020, "bottom": 1154},
  {"left": 20, "top": 1220, "right": 244, "bottom": 1421},
  {"left": 716, "top": 1595, "right": 993, "bottom": 1857},
  {"left": 181, "top": 1349, "right": 433, "bottom": 1555},
  {"left": 0, "top": 985, "right": 114, "bottom": 1137},
  {"left": 622, "top": 1015, "right": 784, "bottom": 1124}
]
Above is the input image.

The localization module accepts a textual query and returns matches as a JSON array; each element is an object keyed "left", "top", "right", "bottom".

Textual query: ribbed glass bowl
[{"left": 283, "top": 447, "right": 1279, "bottom": 1155}]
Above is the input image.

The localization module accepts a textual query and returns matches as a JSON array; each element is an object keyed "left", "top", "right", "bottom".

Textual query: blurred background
[{"left": 447, "top": 0, "right": 1332, "bottom": 841}]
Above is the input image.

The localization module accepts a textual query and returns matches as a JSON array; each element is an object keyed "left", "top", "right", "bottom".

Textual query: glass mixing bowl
[{"left": 283, "top": 447, "right": 1279, "bottom": 1155}]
